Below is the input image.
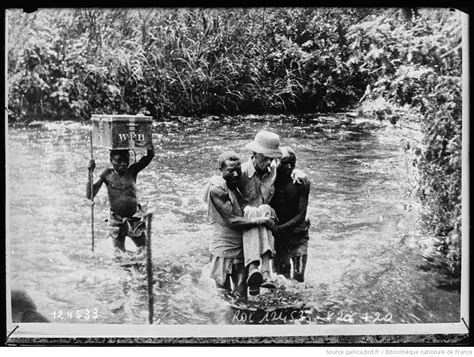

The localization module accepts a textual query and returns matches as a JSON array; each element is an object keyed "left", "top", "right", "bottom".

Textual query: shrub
[{"left": 348, "top": 8, "right": 463, "bottom": 285}]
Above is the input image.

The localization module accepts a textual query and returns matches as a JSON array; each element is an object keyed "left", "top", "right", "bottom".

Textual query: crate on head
[{"left": 91, "top": 114, "right": 153, "bottom": 150}]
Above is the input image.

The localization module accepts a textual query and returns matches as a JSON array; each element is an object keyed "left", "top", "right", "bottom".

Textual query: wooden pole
[
  {"left": 144, "top": 210, "right": 154, "bottom": 324},
  {"left": 89, "top": 130, "right": 95, "bottom": 252}
]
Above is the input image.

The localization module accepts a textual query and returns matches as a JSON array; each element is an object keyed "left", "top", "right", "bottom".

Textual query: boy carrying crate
[
  {"left": 86, "top": 115, "right": 155, "bottom": 254},
  {"left": 87, "top": 144, "right": 154, "bottom": 253}
]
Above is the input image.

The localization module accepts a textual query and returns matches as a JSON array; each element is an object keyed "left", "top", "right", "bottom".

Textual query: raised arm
[
  {"left": 210, "top": 186, "right": 273, "bottom": 230},
  {"left": 131, "top": 143, "right": 155, "bottom": 174}
]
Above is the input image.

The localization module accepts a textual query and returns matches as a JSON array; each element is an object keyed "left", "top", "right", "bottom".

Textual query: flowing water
[{"left": 7, "top": 115, "right": 460, "bottom": 325}]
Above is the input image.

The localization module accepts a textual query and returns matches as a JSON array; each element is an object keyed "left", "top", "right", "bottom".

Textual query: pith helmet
[{"left": 245, "top": 130, "right": 282, "bottom": 158}]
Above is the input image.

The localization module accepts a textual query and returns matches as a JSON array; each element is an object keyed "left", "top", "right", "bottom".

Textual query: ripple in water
[{"left": 7, "top": 117, "right": 460, "bottom": 325}]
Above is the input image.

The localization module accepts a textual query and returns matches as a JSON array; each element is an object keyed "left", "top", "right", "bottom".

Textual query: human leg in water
[
  {"left": 112, "top": 224, "right": 127, "bottom": 256},
  {"left": 246, "top": 261, "right": 263, "bottom": 296},
  {"left": 261, "top": 251, "right": 276, "bottom": 289},
  {"left": 292, "top": 254, "right": 307, "bottom": 282},
  {"left": 273, "top": 244, "right": 291, "bottom": 279},
  {"left": 231, "top": 263, "right": 247, "bottom": 299}
]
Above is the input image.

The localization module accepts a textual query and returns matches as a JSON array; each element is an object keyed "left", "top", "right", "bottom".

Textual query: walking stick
[
  {"left": 144, "top": 210, "right": 155, "bottom": 324},
  {"left": 89, "top": 130, "right": 95, "bottom": 252}
]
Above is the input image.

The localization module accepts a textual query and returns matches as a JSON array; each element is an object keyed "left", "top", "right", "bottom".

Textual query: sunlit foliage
[
  {"left": 348, "top": 8, "right": 462, "bottom": 286},
  {"left": 7, "top": 7, "right": 463, "bottom": 286},
  {"left": 7, "top": 8, "right": 375, "bottom": 120}
]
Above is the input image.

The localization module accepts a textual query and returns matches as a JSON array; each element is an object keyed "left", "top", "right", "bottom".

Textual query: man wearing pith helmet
[{"left": 238, "top": 130, "right": 282, "bottom": 295}]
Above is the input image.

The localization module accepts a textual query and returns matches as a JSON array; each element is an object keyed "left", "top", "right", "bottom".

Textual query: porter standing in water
[
  {"left": 86, "top": 143, "right": 155, "bottom": 253},
  {"left": 203, "top": 151, "right": 275, "bottom": 298},
  {"left": 271, "top": 146, "right": 310, "bottom": 282}
]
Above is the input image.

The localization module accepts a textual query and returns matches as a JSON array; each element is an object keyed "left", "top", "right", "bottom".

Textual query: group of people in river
[{"left": 86, "top": 129, "right": 311, "bottom": 299}]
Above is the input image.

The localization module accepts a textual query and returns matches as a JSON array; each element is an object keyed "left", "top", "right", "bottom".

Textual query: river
[{"left": 7, "top": 114, "right": 460, "bottom": 325}]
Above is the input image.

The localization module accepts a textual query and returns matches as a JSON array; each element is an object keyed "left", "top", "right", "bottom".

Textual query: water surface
[{"left": 7, "top": 115, "right": 460, "bottom": 325}]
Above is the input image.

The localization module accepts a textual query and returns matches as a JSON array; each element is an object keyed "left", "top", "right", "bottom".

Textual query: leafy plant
[{"left": 348, "top": 8, "right": 463, "bottom": 286}]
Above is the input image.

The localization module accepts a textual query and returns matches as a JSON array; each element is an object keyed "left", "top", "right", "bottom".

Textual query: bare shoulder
[
  {"left": 209, "top": 183, "right": 228, "bottom": 200},
  {"left": 301, "top": 175, "right": 311, "bottom": 187},
  {"left": 99, "top": 168, "right": 113, "bottom": 180},
  {"left": 296, "top": 171, "right": 311, "bottom": 192}
]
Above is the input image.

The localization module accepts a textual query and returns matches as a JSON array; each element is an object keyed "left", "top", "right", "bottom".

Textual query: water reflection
[{"left": 7, "top": 116, "right": 460, "bottom": 325}]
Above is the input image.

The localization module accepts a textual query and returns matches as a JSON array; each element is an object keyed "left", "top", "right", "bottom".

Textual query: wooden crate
[{"left": 91, "top": 114, "right": 153, "bottom": 150}]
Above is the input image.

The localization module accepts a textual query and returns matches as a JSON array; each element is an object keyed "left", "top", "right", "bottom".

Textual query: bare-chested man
[
  {"left": 271, "top": 146, "right": 310, "bottom": 282},
  {"left": 203, "top": 151, "right": 275, "bottom": 298},
  {"left": 86, "top": 143, "right": 155, "bottom": 253}
]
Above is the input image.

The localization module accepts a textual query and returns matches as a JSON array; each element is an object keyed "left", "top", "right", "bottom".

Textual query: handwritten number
[
  {"left": 346, "top": 313, "right": 357, "bottom": 323},
  {"left": 50, "top": 309, "right": 99, "bottom": 320},
  {"left": 230, "top": 309, "right": 392, "bottom": 324},
  {"left": 360, "top": 312, "right": 370, "bottom": 323}
]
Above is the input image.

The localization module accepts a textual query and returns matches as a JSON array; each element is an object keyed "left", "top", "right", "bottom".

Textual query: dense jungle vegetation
[{"left": 7, "top": 8, "right": 463, "bottom": 287}]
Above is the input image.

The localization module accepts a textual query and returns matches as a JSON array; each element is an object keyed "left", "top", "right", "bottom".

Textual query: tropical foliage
[
  {"left": 7, "top": 8, "right": 463, "bottom": 286},
  {"left": 347, "top": 8, "right": 462, "bottom": 286},
  {"left": 7, "top": 8, "right": 377, "bottom": 120}
]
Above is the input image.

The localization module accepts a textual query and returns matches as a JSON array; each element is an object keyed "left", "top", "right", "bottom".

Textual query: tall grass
[{"left": 7, "top": 8, "right": 373, "bottom": 120}]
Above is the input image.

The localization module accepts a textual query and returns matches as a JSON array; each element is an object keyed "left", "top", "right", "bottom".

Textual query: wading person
[
  {"left": 86, "top": 143, "right": 155, "bottom": 254},
  {"left": 203, "top": 151, "right": 275, "bottom": 298},
  {"left": 238, "top": 130, "right": 283, "bottom": 294},
  {"left": 271, "top": 146, "right": 310, "bottom": 282}
]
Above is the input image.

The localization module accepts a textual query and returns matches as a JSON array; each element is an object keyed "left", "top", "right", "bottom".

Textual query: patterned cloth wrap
[{"left": 109, "top": 205, "right": 147, "bottom": 240}]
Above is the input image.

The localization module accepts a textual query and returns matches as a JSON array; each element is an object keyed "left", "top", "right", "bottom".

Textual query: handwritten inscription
[
  {"left": 230, "top": 308, "right": 392, "bottom": 324},
  {"left": 51, "top": 309, "right": 99, "bottom": 321},
  {"left": 232, "top": 309, "right": 301, "bottom": 324}
]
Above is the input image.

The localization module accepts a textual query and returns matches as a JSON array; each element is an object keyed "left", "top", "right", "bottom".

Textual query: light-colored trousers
[{"left": 242, "top": 204, "right": 275, "bottom": 268}]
